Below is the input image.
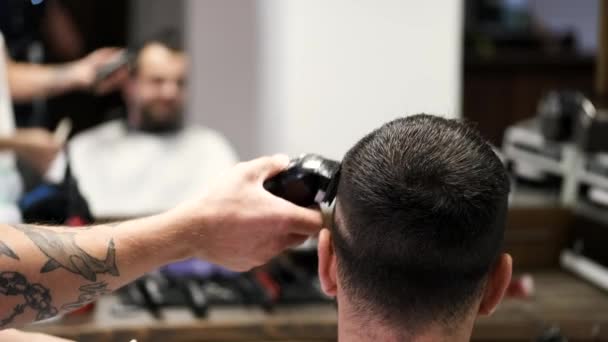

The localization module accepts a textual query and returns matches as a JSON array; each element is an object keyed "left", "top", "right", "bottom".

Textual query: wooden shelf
[{"left": 22, "top": 271, "right": 608, "bottom": 341}]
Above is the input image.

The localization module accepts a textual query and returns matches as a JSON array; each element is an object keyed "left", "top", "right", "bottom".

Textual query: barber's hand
[
  {"left": 12, "top": 128, "right": 62, "bottom": 175},
  {"left": 172, "top": 155, "right": 323, "bottom": 271},
  {"left": 68, "top": 47, "right": 126, "bottom": 94}
]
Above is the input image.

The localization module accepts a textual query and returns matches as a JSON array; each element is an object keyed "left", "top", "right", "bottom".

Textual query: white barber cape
[
  {"left": 0, "top": 33, "right": 23, "bottom": 223},
  {"left": 69, "top": 120, "right": 238, "bottom": 218}
]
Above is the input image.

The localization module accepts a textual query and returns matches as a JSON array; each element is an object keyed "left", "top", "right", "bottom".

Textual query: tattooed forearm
[
  {"left": 61, "top": 281, "right": 111, "bottom": 312},
  {"left": 0, "top": 241, "right": 19, "bottom": 260},
  {"left": 0, "top": 271, "right": 57, "bottom": 327},
  {"left": 10, "top": 224, "right": 119, "bottom": 281}
]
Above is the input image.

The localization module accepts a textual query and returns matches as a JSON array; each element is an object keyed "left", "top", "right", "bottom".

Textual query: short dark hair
[
  {"left": 332, "top": 114, "right": 510, "bottom": 331},
  {"left": 130, "top": 29, "right": 184, "bottom": 75}
]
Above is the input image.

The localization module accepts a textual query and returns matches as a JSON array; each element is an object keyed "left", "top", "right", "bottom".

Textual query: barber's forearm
[
  {"left": 0, "top": 154, "right": 324, "bottom": 329},
  {"left": 0, "top": 212, "right": 189, "bottom": 329},
  {"left": 7, "top": 62, "right": 84, "bottom": 103}
]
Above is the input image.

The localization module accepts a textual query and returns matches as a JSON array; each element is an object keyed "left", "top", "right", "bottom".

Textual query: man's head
[
  {"left": 318, "top": 114, "right": 512, "bottom": 339},
  {"left": 124, "top": 33, "right": 187, "bottom": 132}
]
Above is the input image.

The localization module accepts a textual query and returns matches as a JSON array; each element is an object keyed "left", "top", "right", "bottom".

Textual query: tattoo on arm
[
  {"left": 61, "top": 281, "right": 111, "bottom": 312},
  {"left": 10, "top": 224, "right": 119, "bottom": 282},
  {"left": 0, "top": 271, "right": 57, "bottom": 327},
  {"left": 0, "top": 241, "right": 19, "bottom": 260}
]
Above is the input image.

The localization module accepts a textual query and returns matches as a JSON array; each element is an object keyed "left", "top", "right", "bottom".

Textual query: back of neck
[{"left": 336, "top": 300, "right": 474, "bottom": 342}]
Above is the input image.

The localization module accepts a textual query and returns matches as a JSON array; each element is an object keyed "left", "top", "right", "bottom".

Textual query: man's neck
[{"left": 336, "top": 299, "right": 475, "bottom": 342}]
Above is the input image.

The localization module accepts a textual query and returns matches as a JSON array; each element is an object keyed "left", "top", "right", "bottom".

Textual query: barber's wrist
[
  {"left": 160, "top": 201, "right": 212, "bottom": 262},
  {"left": 60, "top": 61, "right": 92, "bottom": 91}
]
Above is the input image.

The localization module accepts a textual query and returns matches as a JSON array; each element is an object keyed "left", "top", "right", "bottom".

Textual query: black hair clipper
[{"left": 263, "top": 154, "right": 341, "bottom": 207}]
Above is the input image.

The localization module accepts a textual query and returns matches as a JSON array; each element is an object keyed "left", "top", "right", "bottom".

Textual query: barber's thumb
[
  {"left": 285, "top": 205, "right": 324, "bottom": 235},
  {"left": 248, "top": 154, "right": 290, "bottom": 181}
]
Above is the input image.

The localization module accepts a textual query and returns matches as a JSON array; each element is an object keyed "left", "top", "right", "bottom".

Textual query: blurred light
[{"left": 31, "top": 0, "right": 44, "bottom": 5}]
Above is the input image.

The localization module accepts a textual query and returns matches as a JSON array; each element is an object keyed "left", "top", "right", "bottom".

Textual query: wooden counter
[{"left": 23, "top": 271, "right": 608, "bottom": 342}]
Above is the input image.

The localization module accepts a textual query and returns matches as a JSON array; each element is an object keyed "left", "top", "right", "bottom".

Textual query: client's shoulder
[
  {"left": 69, "top": 119, "right": 127, "bottom": 149},
  {"left": 183, "top": 125, "right": 239, "bottom": 162},
  {"left": 184, "top": 125, "right": 233, "bottom": 145}
]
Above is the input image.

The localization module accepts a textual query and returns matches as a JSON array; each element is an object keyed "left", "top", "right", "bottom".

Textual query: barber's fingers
[
  {"left": 281, "top": 233, "right": 309, "bottom": 249},
  {"left": 243, "top": 154, "right": 323, "bottom": 234},
  {"left": 87, "top": 47, "right": 124, "bottom": 62},
  {"left": 280, "top": 203, "right": 324, "bottom": 236},
  {"left": 243, "top": 154, "right": 290, "bottom": 182},
  {"left": 94, "top": 67, "right": 129, "bottom": 95}
]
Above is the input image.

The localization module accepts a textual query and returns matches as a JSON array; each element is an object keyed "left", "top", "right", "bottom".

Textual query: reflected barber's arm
[
  {"left": 0, "top": 155, "right": 322, "bottom": 329},
  {"left": 7, "top": 48, "right": 125, "bottom": 103},
  {"left": 0, "top": 128, "right": 61, "bottom": 175}
]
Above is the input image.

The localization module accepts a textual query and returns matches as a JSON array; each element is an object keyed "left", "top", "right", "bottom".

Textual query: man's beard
[{"left": 138, "top": 109, "right": 183, "bottom": 134}]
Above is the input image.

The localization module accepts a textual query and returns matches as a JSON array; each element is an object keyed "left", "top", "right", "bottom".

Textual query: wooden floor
[{"left": 22, "top": 270, "right": 608, "bottom": 341}]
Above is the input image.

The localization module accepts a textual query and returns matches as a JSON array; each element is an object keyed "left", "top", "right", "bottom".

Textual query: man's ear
[
  {"left": 478, "top": 253, "right": 512, "bottom": 315},
  {"left": 318, "top": 228, "right": 338, "bottom": 297}
]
